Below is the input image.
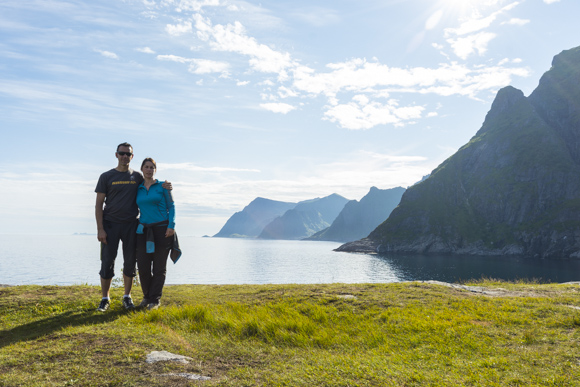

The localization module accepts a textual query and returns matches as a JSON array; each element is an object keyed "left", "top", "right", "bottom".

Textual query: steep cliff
[
  {"left": 337, "top": 46, "right": 580, "bottom": 258},
  {"left": 258, "top": 194, "right": 349, "bottom": 240},
  {"left": 306, "top": 186, "right": 405, "bottom": 242}
]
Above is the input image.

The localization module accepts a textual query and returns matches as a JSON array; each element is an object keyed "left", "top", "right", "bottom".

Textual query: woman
[{"left": 136, "top": 157, "right": 176, "bottom": 310}]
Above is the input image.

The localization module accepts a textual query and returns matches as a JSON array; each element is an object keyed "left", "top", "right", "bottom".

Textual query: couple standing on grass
[{"left": 95, "top": 142, "right": 181, "bottom": 312}]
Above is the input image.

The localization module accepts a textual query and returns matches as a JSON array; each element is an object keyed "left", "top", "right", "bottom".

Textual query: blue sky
[{"left": 1, "top": 0, "right": 578, "bottom": 236}]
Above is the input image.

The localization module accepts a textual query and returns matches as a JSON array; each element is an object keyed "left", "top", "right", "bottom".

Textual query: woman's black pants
[{"left": 136, "top": 226, "right": 172, "bottom": 303}]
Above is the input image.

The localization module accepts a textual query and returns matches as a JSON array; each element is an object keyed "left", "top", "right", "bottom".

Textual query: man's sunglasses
[{"left": 117, "top": 152, "right": 133, "bottom": 156}]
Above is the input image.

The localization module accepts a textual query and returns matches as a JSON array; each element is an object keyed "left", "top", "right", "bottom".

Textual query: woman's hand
[{"left": 165, "top": 228, "right": 175, "bottom": 237}]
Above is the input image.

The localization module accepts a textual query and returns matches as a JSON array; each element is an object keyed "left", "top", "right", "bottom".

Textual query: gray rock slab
[{"left": 146, "top": 350, "right": 192, "bottom": 364}]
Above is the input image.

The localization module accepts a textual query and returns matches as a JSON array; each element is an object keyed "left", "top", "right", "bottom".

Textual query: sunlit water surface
[{"left": 1, "top": 235, "right": 579, "bottom": 286}]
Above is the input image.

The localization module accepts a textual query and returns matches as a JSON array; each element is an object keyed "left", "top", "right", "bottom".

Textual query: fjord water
[{"left": 1, "top": 235, "right": 579, "bottom": 286}]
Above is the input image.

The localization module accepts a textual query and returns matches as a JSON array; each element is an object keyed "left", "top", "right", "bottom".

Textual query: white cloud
[
  {"left": 447, "top": 31, "right": 496, "bottom": 59},
  {"left": 260, "top": 93, "right": 276, "bottom": 101},
  {"left": 445, "top": 2, "right": 519, "bottom": 37},
  {"left": 157, "top": 54, "right": 230, "bottom": 75},
  {"left": 543, "top": 0, "right": 560, "bottom": 3},
  {"left": 277, "top": 86, "right": 298, "bottom": 98},
  {"left": 291, "top": 58, "right": 527, "bottom": 99},
  {"left": 505, "top": 18, "right": 529, "bottom": 26},
  {"left": 260, "top": 102, "right": 296, "bottom": 114},
  {"left": 95, "top": 49, "right": 119, "bottom": 59},
  {"left": 154, "top": 6, "right": 529, "bottom": 131},
  {"left": 189, "top": 58, "right": 230, "bottom": 75},
  {"left": 446, "top": 14, "right": 497, "bottom": 37},
  {"left": 443, "top": 2, "right": 520, "bottom": 59},
  {"left": 136, "top": 46, "right": 156, "bottom": 54},
  {"left": 170, "top": 0, "right": 221, "bottom": 12},
  {"left": 157, "top": 54, "right": 188, "bottom": 63},
  {"left": 324, "top": 97, "right": 424, "bottom": 130},
  {"left": 352, "top": 94, "right": 370, "bottom": 105},
  {"left": 166, "top": 21, "right": 192, "bottom": 36},
  {"left": 499, "top": 57, "right": 524, "bottom": 66},
  {"left": 236, "top": 80, "right": 250, "bottom": 86},
  {"left": 193, "top": 14, "right": 296, "bottom": 80}
]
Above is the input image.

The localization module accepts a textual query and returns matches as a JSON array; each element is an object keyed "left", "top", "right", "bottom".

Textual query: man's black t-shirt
[{"left": 95, "top": 168, "right": 144, "bottom": 223}]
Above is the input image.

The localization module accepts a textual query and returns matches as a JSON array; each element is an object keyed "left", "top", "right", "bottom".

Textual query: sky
[{"left": 1, "top": 0, "right": 579, "bottom": 237}]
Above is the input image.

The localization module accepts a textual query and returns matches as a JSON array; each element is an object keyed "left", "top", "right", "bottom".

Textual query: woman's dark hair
[{"left": 141, "top": 157, "right": 157, "bottom": 170}]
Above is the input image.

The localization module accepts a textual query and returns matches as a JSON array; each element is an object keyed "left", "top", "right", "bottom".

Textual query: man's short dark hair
[{"left": 117, "top": 142, "right": 133, "bottom": 152}]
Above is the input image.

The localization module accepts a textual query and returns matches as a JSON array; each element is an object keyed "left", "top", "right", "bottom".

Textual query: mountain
[
  {"left": 258, "top": 194, "right": 350, "bottom": 240},
  {"left": 338, "top": 46, "right": 580, "bottom": 259},
  {"left": 213, "top": 197, "right": 296, "bottom": 238},
  {"left": 306, "top": 186, "right": 406, "bottom": 242}
]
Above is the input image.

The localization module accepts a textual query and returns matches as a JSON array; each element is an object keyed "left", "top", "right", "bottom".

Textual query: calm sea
[{"left": 1, "top": 235, "right": 580, "bottom": 286}]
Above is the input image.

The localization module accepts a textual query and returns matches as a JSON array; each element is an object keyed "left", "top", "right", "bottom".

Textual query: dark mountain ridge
[
  {"left": 337, "top": 46, "right": 580, "bottom": 259},
  {"left": 306, "top": 186, "right": 405, "bottom": 242},
  {"left": 258, "top": 193, "right": 350, "bottom": 240}
]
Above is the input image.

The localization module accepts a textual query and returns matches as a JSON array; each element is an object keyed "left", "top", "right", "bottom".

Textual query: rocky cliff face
[
  {"left": 337, "top": 46, "right": 580, "bottom": 259},
  {"left": 258, "top": 194, "right": 349, "bottom": 240},
  {"left": 213, "top": 197, "right": 296, "bottom": 238},
  {"left": 306, "top": 186, "right": 405, "bottom": 242}
]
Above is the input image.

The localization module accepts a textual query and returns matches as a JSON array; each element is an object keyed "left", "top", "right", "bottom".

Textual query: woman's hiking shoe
[
  {"left": 139, "top": 299, "right": 150, "bottom": 308},
  {"left": 122, "top": 296, "right": 135, "bottom": 310},
  {"left": 97, "top": 299, "right": 110, "bottom": 312},
  {"left": 147, "top": 302, "right": 160, "bottom": 311}
]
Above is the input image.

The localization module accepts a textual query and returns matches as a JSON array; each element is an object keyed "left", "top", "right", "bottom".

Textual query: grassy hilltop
[{"left": 1, "top": 282, "right": 580, "bottom": 386}]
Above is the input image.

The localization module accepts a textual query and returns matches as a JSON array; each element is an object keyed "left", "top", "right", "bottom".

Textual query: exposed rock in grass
[
  {"left": 336, "top": 294, "right": 357, "bottom": 300},
  {"left": 145, "top": 350, "right": 192, "bottom": 364}
]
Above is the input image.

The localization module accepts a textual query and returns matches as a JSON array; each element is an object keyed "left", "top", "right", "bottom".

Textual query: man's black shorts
[{"left": 99, "top": 220, "right": 138, "bottom": 279}]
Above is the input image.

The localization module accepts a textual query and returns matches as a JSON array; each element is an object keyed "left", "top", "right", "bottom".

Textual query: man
[{"left": 95, "top": 142, "right": 171, "bottom": 311}]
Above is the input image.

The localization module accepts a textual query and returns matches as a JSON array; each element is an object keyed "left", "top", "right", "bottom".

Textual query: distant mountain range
[
  {"left": 338, "top": 46, "right": 580, "bottom": 259},
  {"left": 213, "top": 194, "right": 351, "bottom": 240},
  {"left": 213, "top": 197, "right": 296, "bottom": 238},
  {"left": 306, "top": 186, "right": 405, "bottom": 242},
  {"left": 214, "top": 188, "right": 407, "bottom": 241},
  {"left": 258, "top": 194, "right": 350, "bottom": 240}
]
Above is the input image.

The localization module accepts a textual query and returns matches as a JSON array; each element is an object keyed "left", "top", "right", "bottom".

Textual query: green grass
[{"left": 1, "top": 281, "right": 580, "bottom": 386}]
